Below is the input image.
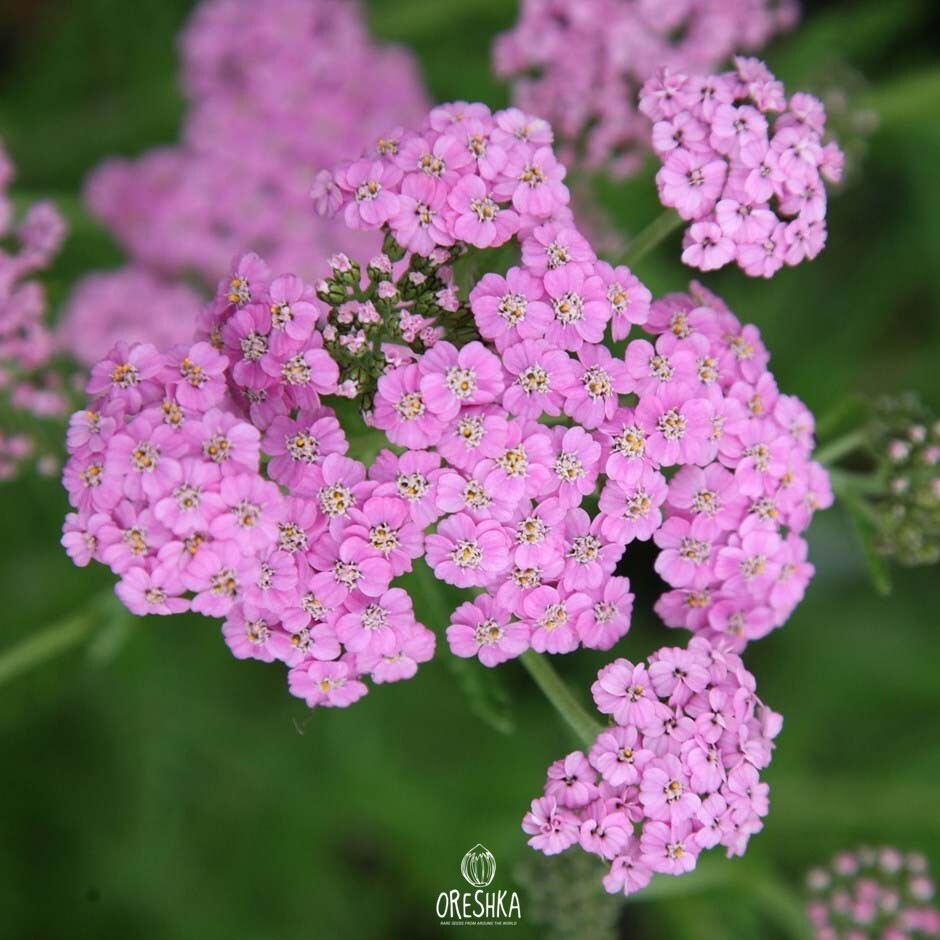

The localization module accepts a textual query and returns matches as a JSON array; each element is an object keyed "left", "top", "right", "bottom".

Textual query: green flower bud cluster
[
  {"left": 870, "top": 394, "right": 940, "bottom": 566},
  {"left": 314, "top": 231, "right": 479, "bottom": 412}
]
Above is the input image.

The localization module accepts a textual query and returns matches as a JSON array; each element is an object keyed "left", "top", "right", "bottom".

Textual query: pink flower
[
  {"left": 372, "top": 364, "right": 447, "bottom": 449},
  {"left": 105, "top": 415, "right": 186, "bottom": 500},
  {"left": 639, "top": 755, "right": 702, "bottom": 822},
  {"left": 469, "top": 266, "right": 552, "bottom": 350},
  {"left": 370, "top": 449, "right": 443, "bottom": 527},
  {"left": 589, "top": 726, "right": 654, "bottom": 788},
  {"left": 339, "top": 159, "right": 402, "bottom": 229},
  {"left": 263, "top": 410, "right": 347, "bottom": 488},
  {"left": 591, "top": 659, "right": 662, "bottom": 728},
  {"left": 557, "top": 344, "right": 630, "bottom": 429},
  {"left": 639, "top": 819, "right": 699, "bottom": 874},
  {"left": 603, "top": 849, "right": 653, "bottom": 896},
  {"left": 115, "top": 562, "right": 188, "bottom": 616},
  {"left": 681, "top": 221, "right": 736, "bottom": 271},
  {"left": 521, "top": 222, "right": 595, "bottom": 276},
  {"left": 523, "top": 585, "right": 591, "bottom": 654},
  {"left": 522, "top": 796, "right": 580, "bottom": 855},
  {"left": 653, "top": 515, "right": 723, "bottom": 590},
  {"left": 635, "top": 385, "right": 712, "bottom": 467},
  {"left": 548, "top": 427, "right": 601, "bottom": 507},
  {"left": 419, "top": 340, "right": 504, "bottom": 420},
  {"left": 542, "top": 263, "right": 609, "bottom": 350},
  {"left": 715, "top": 528, "right": 784, "bottom": 592},
  {"left": 288, "top": 659, "right": 369, "bottom": 708},
  {"left": 447, "top": 595, "right": 529, "bottom": 666},
  {"left": 624, "top": 334, "right": 698, "bottom": 398},
  {"left": 559, "top": 509, "right": 619, "bottom": 591},
  {"left": 597, "top": 261, "right": 651, "bottom": 339},
  {"left": 341, "top": 494, "right": 424, "bottom": 578},
  {"left": 389, "top": 172, "right": 454, "bottom": 255},
  {"left": 446, "top": 174, "right": 519, "bottom": 248},
  {"left": 335, "top": 588, "right": 417, "bottom": 657},
  {"left": 509, "top": 498, "right": 566, "bottom": 569},
  {"left": 87, "top": 342, "right": 164, "bottom": 411},
  {"left": 222, "top": 606, "right": 289, "bottom": 663},
  {"left": 209, "top": 473, "right": 283, "bottom": 548},
  {"left": 657, "top": 149, "right": 727, "bottom": 221},
  {"left": 169, "top": 342, "right": 228, "bottom": 410},
  {"left": 425, "top": 512, "right": 511, "bottom": 588},
  {"left": 598, "top": 463, "right": 668, "bottom": 543},
  {"left": 502, "top": 145, "right": 568, "bottom": 218},
  {"left": 502, "top": 340, "right": 571, "bottom": 419},
  {"left": 545, "top": 752, "right": 598, "bottom": 809},
  {"left": 480, "top": 421, "right": 554, "bottom": 502},
  {"left": 577, "top": 576, "right": 634, "bottom": 650}
]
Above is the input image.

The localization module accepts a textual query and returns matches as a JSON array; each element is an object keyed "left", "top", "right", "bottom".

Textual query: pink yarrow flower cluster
[
  {"left": 64, "top": 102, "right": 831, "bottom": 715},
  {"left": 494, "top": 0, "right": 797, "bottom": 178},
  {"left": 522, "top": 639, "right": 781, "bottom": 895},
  {"left": 806, "top": 847, "right": 940, "bottom": 939},
  {"left": 59, "top": 0, "right": 428, "bottom": 365},
  {"left": 649, "top": 282, "right": 833, "bottom": 648},
  {"left": 641, "top": 57, "right": 845, "bottom": 276},
  {"left": 0, "top": 140, "right": 70, "bottom": 480}
]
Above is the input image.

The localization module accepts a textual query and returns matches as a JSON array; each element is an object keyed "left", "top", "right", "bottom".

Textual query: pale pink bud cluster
[{"left": 806, "top": 847, "right": 940, "bottom": 939}]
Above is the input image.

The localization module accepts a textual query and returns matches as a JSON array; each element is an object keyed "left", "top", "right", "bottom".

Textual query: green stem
[
  {"left": 814, "top": 428, "right": 869, "bottom": 467},
  {"left": 813, "top": 394, "right": 867, "bottom": 440},
  {"left": 519, "top": 650, "right": 603, "bottom": 748},
  {"left": 828, "top": 467, "right": 884, "bottom": 498},
  {"left": 0, "top": 611, "right": 99, "bottom": 687},
  {"left": 615, "top": 209, "right": 684, "bottom": 269}
]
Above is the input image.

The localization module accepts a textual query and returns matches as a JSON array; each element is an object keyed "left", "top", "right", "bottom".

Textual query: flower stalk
[
  {"left": 615, "top": 209, "right": 684, "bottom": 269},
  {"left": 519, "top": 650, "right": 603, "bottom": 749}
]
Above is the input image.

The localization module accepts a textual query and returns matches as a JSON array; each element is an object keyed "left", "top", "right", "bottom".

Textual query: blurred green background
[{"left": 1, "top": 1, "right": 939, "bottom": 937}]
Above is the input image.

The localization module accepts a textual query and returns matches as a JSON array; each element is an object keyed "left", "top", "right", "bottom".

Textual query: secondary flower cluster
[
  {"left": 493, "top": 0, "right": 797, "bottom": 178},
  {"left": 806, "top": 847, "right": 940, "bottom": 939},
  {"left": 59, "top": 0, "right": 428, "bottom": 365},
  {"left": 0, "top": 140, "right": 69, "bottom": 480},
  {"left": 649, "top": 283, "right": 833, "bottom": 648},
  {"left": 640, "top": 57, "right": 845, "bottom": 276},
  {"left": 522, "top": 639, "right": 781, "bottom": 896}
]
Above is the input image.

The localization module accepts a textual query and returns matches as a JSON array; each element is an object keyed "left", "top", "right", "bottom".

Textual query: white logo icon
[{"left": 461, "top": 844, "right": 496, "bottom": 887}]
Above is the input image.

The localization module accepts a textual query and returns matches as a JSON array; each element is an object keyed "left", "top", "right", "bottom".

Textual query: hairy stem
[
  {"left": 615, "top": 209, "right": 684, "bottom": 269},
  {"left": 519, "top": 650, "right": 603, "bottom": 748}
]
